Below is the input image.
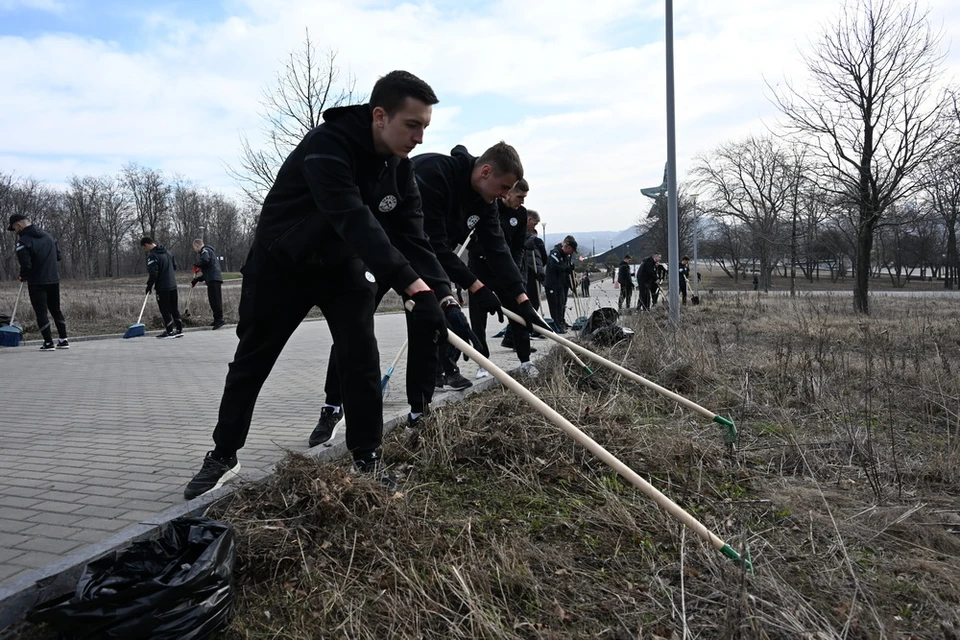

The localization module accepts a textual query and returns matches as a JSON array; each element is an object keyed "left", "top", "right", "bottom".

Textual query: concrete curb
[{"left": 0, "top": 366, "right": 510, "bottom": 635}]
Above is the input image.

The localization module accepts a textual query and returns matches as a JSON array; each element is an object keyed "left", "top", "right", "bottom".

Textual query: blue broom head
[
  {"left": 0, "top": 324, "right": 23, "bottom": 347},
  {"left": 122, "top": 323, "right": 146, "bottom": 339}
]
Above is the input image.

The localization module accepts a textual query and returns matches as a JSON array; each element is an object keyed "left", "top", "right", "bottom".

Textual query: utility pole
[
  {"left": 691, "top": 194, "right": 699, "bottom": 300},
  {"left": 665, "top": 0, "right": 680, "bottom": 325}
]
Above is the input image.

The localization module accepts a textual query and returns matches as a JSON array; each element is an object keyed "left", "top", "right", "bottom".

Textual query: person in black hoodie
[
  {"left": 140, "top": 237, "right": 183, "bottom": 339},
  {"left": 415, "top": 142, "right": 548, "bottom": 390},
  {"left": 191, "top": 239, "right": 224, "bottom": 329},
  {"left": 184, "top": 70, "right": 453, "bottom": 500},
  {"left": 523, "top": 211, "right": 547, "bottom": 311},
  {"left": 8, "top": 214, "right": 69, "bottom": 351},
  {"left": 617, "top": 254, "right": 634, "bottom": 310},
  {"left": 636, "top": 252, "right": 661, "bottom": 311},
  {"left": 470, "top": 178, "right": 531, "bottom": 367},
  {"left": 544, "top": 236, "right": 577, "bottom": 331}
]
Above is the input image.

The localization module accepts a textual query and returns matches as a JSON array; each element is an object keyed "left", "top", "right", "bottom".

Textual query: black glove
[
  {"left": 145, "top": 284, "right": 153, "bottom": 295},
  {"left": 190, "top": 278, "right": 199, "bottom": 288},
  {"left": 406, "top": 290, "right": 447, "bottom": 344},
  {"left": 517, "top": 299, "right": 550, "bottom": 332},
  {"left": 536, "top": 271, "right": 545, "bottom": 283},
  {"left": 470, "top": 285, "right": 504, "bottom": 322},
  {"left": 441, "top": 298, "right": 481, "bottom": 350}
]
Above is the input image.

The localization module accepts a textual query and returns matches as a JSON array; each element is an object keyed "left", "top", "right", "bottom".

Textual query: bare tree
[
  {"left": 694, "top": 135, "right": 794, "bottom": 291},
  {"left": 97, "top": 176, "right": 135, "bottom": 277},
  {"left": 122, "top": 163, "right": 171, "bottom": 241},
  {"left": 227, "top": 30, "right": 360, "bottom": 207},
  {"left": 771, "top": 0, "right": 947, "bottom": 313}
]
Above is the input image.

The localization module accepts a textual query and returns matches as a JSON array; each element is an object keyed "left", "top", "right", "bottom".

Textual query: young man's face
[
  {"left": 654, "top": 253, "right": 662, "bottom": 263},
  {"left": 562, "top": 242, "right": 575, "bottom": 256},
  {"left": 193, "top": 243, "right": 203, "bottom": 253},
  {"left": 476, "top": 167, "right": 518, "bottom": 204},
  {"left": 502, "top": 189, "right": 527, "bottom": 209},
  {"left": 374, "top": 97, "right": 433, "bottom": 158}
]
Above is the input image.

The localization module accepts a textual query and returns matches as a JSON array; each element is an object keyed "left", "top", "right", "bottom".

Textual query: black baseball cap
[{"left": 7, "top": 214, "right": 27, "bottom": 231}]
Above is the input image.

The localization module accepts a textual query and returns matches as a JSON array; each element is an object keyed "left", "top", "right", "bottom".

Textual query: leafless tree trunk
[
  {"left": 123, "top": 163, "right": 171, "bottom": 242},
  {"left": 226, "top": 30, "right": 361, "bottom": 208},
  {"left": 771, "top": 0, "right": 947, "bottom": 313},
  {"left": 97, "top": 176, "right": 135, "bottom": 277}
]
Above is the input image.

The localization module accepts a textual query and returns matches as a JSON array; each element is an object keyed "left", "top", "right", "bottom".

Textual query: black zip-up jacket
[
  {"left": 412, "top": 146, "right": 525, "bottom": 299},
  {"left": 15, "top": 225, "right": 61, "bottom": 285},
  {"left": 638, "top": 256, "right": 658, "bottom": 285},
  {"left": 146, "top": 245, "right": 177, "bottom": 292},
  {"left": 252, "top": 104, "right": 450, "bottom": 298},
  {"left": 544, "top": 243, "right": 573, "bottom": 291},
  {"left": 469, "top": 201, "right": 527, "bottom": 270},
  {"left": 617, "top": 261, "right": 633, "bottom": 288},
  {"left": 524, "top": 233, "right": 547, "bottom": 280},
  {"left": 194, "top": 245, "right": 223, "bottom": 283}
]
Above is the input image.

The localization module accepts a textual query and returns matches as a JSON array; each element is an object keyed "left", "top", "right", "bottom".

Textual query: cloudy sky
[{"left": 2, "top": 0, "right": 959, "bottom": 234}]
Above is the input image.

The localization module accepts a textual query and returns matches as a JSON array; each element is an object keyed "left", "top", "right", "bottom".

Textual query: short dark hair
[
  {"left": 370, "top": 70, "right": 438, "bottom": 116},
  {"left": 512, "top": 178, "right": 529, "bottom": 193},
  {"left": 140, "top": 237, "right": 154, "bottom": 246},
  {"left": 682, "top": 256, "right": 690, "bottom": 261},
  {"left": 477, "top": 141, "right": 523, "bottom": 180},
  {"left": 624, "top": 254, "right": 632, "bottom": 260},
  {"left": 526, "top": 209, "right": 540, "bottom": 222},
  {"left": 563, "top": 235, "right": 578, "bottom": 250}
]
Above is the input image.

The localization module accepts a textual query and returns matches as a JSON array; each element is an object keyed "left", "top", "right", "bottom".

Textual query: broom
[
  {"left": 123, "top": 291, "right": 151, "bottom": 339},
  {"left": 0, "top": 281, "right": 25, "bottom": 347}
]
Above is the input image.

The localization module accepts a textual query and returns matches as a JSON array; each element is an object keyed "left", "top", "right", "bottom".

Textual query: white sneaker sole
[
  {"left": 322, "top": 423, "right": 339, "bottom": 447},
  {"left": 206, "top": 462, "right": 241, "bottom": 495}
]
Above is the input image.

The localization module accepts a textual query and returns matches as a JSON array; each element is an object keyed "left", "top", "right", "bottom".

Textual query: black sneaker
[
  {"left": 500, "top": 340, "right": 515, "bottom": 350},
  {"left": 352, "top": 449, "right": 398, "bottom": 492},
  {"left": 39, "top": 342, "right": 56, "bottom": 352},
  {"left": 212, "top": 320, "right": 225, "bottom": 330},
  {"left": 174, "top": 328, "right": 184, "bottom": 338},
  {"left": 309, "top": 407, "right": 342, "bottom": 447},
  {"left": 183, "top": 451, "right": 241, "bottom": 500},
  {"left": 157, "top": 331, "right": 176, "bottom": 339},
  {"left": 443, "top": 371, "right": 473, "bottom": 391},
  {"left": 435, "top": 371, "right": 446, "bottom": 389},
  {"left": 56, "top": 339, "right": 70, "bottom": 349}
]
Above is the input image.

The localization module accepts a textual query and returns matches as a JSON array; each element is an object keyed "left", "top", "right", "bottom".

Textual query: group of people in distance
[
  {"left": 6, "top": 216, "right": 223, "bottom": 349},
  {"left": 617, "top": 253, "right": 696, "bottom": 311}
]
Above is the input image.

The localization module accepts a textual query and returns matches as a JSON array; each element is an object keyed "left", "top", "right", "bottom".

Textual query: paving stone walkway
[{"left": 0, "top": 280, "right": 619, "bottom": 592}]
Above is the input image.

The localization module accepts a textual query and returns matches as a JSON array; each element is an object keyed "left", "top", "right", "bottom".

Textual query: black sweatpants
[
  {"left": 546, "top": 288, "right": 566, "bottom": 329},
  {"left": 156, "top": 289, "right": 183, "bottom": 332},
  {"left": 525, "top": 270, "right": 541, "bottom": 311},
  {"left": 206, "top": 280, "right": 224, "bottom": 323},
  {"left": 28, "top": 283, "right": 67, "bottom": 343},
  {"left": 468, "top": 256, "right": 531, "bottom": 363},
  {"left": 323, "top": 281, "right": 438, "bottom": 414},
  {"left": 637, "top": 281, "right": 654, "bottom": 310},
  {"left": 213, "top": 252, "right": 381, "bottom": 457},
  {"left": 618, "top": 284, "right": 633, "bottom": 310}
]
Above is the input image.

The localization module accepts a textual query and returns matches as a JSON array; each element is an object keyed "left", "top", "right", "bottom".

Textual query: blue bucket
[{"left": 0, "top": 325, "right": 23, "bottom": 347}]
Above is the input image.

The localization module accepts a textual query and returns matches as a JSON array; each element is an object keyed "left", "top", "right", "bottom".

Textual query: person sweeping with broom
[{"left": 8, "top": 214, "right": 69, "bottom": 351}]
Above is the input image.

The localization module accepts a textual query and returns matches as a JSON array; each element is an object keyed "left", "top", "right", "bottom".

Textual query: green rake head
[{"left": 713, "top": 415, "right": 738, "bottom": 445}]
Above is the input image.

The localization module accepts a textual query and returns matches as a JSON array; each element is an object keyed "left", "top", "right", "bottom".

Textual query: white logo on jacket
[
  {"left": 379, "top": 195, "right": 397, "bottom": 212},
  {"left": 466, "top": 215, "right": 480, "bottom": 229},
  {"left": 509, "top": 217, "right": 518, "bottom": 227}
]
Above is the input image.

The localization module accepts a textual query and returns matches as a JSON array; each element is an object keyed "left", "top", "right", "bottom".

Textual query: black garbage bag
[
  {"left": 30, "top": 516, "right": 235, "bottom": 640},
  {"left": 579, "top": 307, "right": 634, "bottom": 347}
]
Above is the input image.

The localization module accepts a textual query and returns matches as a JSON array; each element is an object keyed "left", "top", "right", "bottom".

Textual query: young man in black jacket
[
  {"left": 544, "top": 236, "right": 577, "bottom": 331},
  {"left": 185, "top": 70, "right": 452, "bottom": 500},
  {"left": 191, "top": 239, "right": 225, "bottom": 329},
  {"left": 8, "top": 214, "right": 69, "bottom": 351},
  {"left": 469, "top": 178, "right": 531, "bottom": 372},
  {"left": 140, "top": 237, "right": 183, "bottom": 339},
  {"left": 523, "top": 211, "right": 547, "bottom": 312},
  {"left": 617, "top": 254, "right": 634, "bottom": 310}
]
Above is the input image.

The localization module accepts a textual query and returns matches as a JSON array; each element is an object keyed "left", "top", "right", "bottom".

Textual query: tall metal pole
[
  {"left": 665, "top": 0, "right": 680, "bottom": 325},
  {"left": 691, "top": 194, "right": 699, "bottom": 299}
]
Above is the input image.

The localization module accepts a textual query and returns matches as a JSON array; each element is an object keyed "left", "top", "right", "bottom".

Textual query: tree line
[{"left": 0, "top": 164, "right": 255, "bottom": 281}]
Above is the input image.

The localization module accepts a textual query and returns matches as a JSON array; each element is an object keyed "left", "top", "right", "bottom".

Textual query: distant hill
[{"left": 543, "top": 228, "right": 637, "bottom": 256}]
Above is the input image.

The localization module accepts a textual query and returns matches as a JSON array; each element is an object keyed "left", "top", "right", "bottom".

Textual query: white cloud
[
  {"left": 0, "top": 0, "right": 64, "bottom": 13},
  {"left": 0, "top": 0, "right": 958, "bottom": 234}
]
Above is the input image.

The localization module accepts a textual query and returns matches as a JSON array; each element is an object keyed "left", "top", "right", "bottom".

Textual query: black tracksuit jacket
[
  {"left": 146, "top": 245, "right": 177, "bottom": 292},
  {"left": 253, "top": 104, "right": 450, "bottom": 298},
  {"left": 544, "top": 243, "right": 573, "bottom": 291},
  {"left": 638, "top": 256, "right": 658, "bottom": 286},
  {"left": 411, "top": 146, "right": 525, "bottom": 299},
  {"left": 15, "top": 225, "right": 61, "bottom": 285},
  {"left": 469, "top": 200, "right": 527, "bottom": 269},
  {"left": 617, "top": 261, "right": 633, "bottom": 288},
  {"left": 194, "top": 245, "right": 223, "bottom": 283}
]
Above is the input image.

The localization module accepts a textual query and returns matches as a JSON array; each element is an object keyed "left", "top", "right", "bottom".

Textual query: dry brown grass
[{"left": 187, "top": 295, "right": 960, "bottom": 639}]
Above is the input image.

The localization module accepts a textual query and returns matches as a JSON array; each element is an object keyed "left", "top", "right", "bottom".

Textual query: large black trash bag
[
  {"left": 30, "top": 516, "right": 235, "bottom": 640},
  {"left": 578, "top": 307, "right": 634, "bottom": 346}
]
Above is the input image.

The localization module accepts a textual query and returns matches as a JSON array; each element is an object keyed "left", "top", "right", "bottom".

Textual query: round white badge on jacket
[
  {"left": 379, "top": 195, "right": 397, "bottom": 212},
  {"left": 509, "top": 217, "right": 518, "bottom": 226},
  {"left": 467, "top": 215, "right": 480, "bottom": 229},
  {"left": 365, "top": 271, "right": 376, "bottom": 283}
]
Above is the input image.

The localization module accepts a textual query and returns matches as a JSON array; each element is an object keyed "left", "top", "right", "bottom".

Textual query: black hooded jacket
[
  {"left": 252, "top": 104, "right": 450, "bottom": 298},
  {"left": 194, "top": 245, "right": 223, "bottom": 283},
  {"left": 15, "top": 225, "right": 61, "bottom": 286},
  {"left": 469, "top": 200, "right": 527, "bottom": 270},
  {"left": 411, "top": 146, "right": 525, "bottom": 299},
  {"left": 544, "top": 243, "right": 574, "bottom": 291},
  {"left": 617, "top": 260, "right": 633, "bottom": 288},
  {"left": 638, "top": 256, "right": 658, "bottom": 285},
  {"left": 146, "top": 245, "right": 177, "bottom": 292}
]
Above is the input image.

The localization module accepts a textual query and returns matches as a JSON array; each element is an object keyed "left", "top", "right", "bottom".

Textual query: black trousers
[
  {"left": 28, "top": 283, "right": 67, "bottom": 343},
  {"left": 156, "top": 289, "right": 183, "bottom": 332},
  {"left": 214, "top": 252, "right": 381, "bottom": 457},
  {"left": 679, "top": 281, "right": 687, "bottom": 304},
  {"left": 525, "top": 270, "right": 541, "bottom": 311},
  {"left": 637, "top": 281, "right": 653, "bottom": 310},
  {"left": 546, "top": 288, "right": 566, "bottom": 329},
  {"left": 323, "top": 281, "right": 438, "bottom": 414},
  {"left": 206, "top": 280, "right": 224, "bottom": 323},
  {"left": 467, "top": 256, "right": 531, "bottom": 363},
  {"left": 618, "top": 285, "right": 633, "bottom": 309}
]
